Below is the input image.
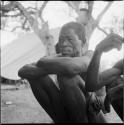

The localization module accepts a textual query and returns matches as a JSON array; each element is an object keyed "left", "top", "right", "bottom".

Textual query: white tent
[{"left": 1, "top": 28, "right": 60, "bottom": 80}]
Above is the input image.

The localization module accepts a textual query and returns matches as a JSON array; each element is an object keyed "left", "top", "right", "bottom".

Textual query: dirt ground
[{"left": 1, "top": 84, "right": 123, "bottom": 123}]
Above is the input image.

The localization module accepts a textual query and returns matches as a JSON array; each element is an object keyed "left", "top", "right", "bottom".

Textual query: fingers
[
  {"left": 110, "top": 33, "right": 123, "bottom": 43},
  {"left": 113, "top": 37, "right": 122, "bottom": 51},
  {"left": 106, "top": 33, "right": 123, "bottom": 51},
  {"left": 95, "top": 34, "right": 122, "bottom": 53},
  {"left": 111, "top": 33, "right": 123, "bottom": 42}
]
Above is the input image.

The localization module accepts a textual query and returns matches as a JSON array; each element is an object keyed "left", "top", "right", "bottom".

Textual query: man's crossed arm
[{"left": 18, "top": 52, "right": 93, "bottom": 79}]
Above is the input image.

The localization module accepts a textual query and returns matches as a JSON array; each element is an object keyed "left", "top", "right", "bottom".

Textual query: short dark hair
[{"left": 56, "top": 22, "right": 86, "bottom": 53}]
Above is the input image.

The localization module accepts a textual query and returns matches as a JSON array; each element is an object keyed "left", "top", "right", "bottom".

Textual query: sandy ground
[{"left": 1, "top": 84, "right": 123, "bottom": 123}]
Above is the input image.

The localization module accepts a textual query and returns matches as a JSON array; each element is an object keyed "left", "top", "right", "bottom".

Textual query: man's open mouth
[{"left": 62, "top": 47, "right": 73, "bottom": 56}]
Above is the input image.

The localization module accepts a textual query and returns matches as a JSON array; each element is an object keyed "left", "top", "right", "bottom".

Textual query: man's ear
[{"left": 55, "top": 43, "right": 60, "bottom": 54}]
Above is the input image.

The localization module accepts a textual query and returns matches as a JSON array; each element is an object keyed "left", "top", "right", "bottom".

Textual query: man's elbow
[
  {"left": 18, "top": 64, "right": 33, "bottom": 79},
  {"left": 18, "top": 64, "right": 39, "bottom": 79}
]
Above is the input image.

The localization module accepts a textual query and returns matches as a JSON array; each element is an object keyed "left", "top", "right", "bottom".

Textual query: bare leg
[
  {"left": 57, "top": 75, "right": 88, "bottom": 123},
  {"left": 27, "top": 76, "right": 69, "bottom": 123},
  {"left": 58, "top": 75, "right": 108, "bottom": 123}
]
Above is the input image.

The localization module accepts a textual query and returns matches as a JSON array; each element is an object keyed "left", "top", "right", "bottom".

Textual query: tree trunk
[{"left": 35, "top": 21, "right": 56, "bottom": 56}]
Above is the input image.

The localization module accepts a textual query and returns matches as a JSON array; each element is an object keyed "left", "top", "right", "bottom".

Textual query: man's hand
[
  {"left": 18, "top": 63, "right": 46, "bottom": 79},
  {"left": 96, "top": 33, "right": 123, "bottom": 53}
]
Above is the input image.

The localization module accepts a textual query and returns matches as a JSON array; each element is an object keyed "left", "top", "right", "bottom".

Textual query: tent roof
[
  {"left": 1, "top": 27, "right": 60, "bottom": 80},
  {"left": 0, "top": 30, "right": 17, "bottom": 49}
]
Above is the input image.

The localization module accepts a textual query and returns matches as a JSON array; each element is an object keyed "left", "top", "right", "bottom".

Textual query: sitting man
[
  {"left": 18, "top": 22, "right": 109, "bottom": 123},
  {"left": 85, "top": 33, "right": 123, "bottom": 121}
]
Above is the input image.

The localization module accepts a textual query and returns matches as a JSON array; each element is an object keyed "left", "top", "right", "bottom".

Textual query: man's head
[{"left": 56, "top": 22, "right": 86, "bottom": 57}]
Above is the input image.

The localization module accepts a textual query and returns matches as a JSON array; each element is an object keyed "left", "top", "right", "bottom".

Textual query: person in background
[{"left": 85, "top": 33, "right": 123, "bottom": 121}]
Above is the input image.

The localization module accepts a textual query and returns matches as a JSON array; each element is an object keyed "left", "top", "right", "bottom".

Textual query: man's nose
[{"left": 63, "top": 40, "right": 69, "bottom": 46}]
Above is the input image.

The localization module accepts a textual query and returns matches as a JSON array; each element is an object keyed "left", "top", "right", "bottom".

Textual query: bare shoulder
[{"left": 74, "top": 50, "right": 94, "bottom": 62}]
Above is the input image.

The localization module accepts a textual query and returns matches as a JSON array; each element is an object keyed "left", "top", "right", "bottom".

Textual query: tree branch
[
  {"left": 0, "top": 1, "right": 16, "bottom": 12},
  {"left": 97, "top": 25, "right": 108, "bottom": 36},
  {"left": 87, "top": 1, "right": 114, "bottom": 37},
  {"left": 65, "top": 1, "right": 80, "bottom": 12},
  {"left": 1, "top": 1, "right": 35, "bottom": 27},
  {"left": 13, "top": 1, "right": 35, "bottom": 27},
  {"left": 26, "top": 7, "right": 37, "bottom": 11},
  {"left": 4, "top": 13, "right": 22, "bottom": 17},
  {"left": 28, "top": 10, "right": 36, "bottom": 15},
  {"left": 38, "top": 1, "right": 48, "bottom": 22},
  {"left": 22, "top": 18, "right": 28, "bottom": 29},
  {"left": 66, "top": 1, "right": 75, "bottom": 9},
  {"left": 95, "top": 1, "right": 114, "bottom": 25},
  {"left": 11, "top": 26, "right": 22, "bottom": 32}
]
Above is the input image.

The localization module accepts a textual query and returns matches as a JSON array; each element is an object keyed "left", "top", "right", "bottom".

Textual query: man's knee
[{"left": 18, "top": 64, "right": 42, "bottom": 79}]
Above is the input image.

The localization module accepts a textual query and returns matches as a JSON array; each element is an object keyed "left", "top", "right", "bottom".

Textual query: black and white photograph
[{"left": 1, "top": 1, "right": 124, "bottom": 123}]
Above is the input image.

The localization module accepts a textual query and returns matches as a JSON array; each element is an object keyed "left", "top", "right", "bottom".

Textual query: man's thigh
[
  {"left": 28, "top": 76, "right": 68, "bottom": 122},
  {"left": 57, "top": 75, "right": 88, "bottom": 122}
]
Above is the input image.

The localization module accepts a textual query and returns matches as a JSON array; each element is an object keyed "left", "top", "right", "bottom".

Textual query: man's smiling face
[
  {"left": 59, "top": 29, "right": 82, "bottom": 57},
  {"left": 56, "top": 22, "right": 86, "bottom": 57}
]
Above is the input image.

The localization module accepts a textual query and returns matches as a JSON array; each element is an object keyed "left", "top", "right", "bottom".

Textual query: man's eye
[
  {"left": 59, "top": 38, "right": 62, "bottom": 41},
  {"left": 68, "top": 38, "right": 74, "bottom": 41},
  {"left": 68, "top": 39, "right": 72, "bottom": 41},
  {"left": 59, "top": 38, "right": 64, "bottom": 43}
]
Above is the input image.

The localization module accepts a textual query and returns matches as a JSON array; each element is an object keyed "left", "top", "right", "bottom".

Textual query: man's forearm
[
  {"left": 37, "top": 57, "right": 71, "bottom": 75},
  {"left": 85, "top": 51, "right": 122, "bottom": 92},
  {"left": 18, "top": 54, "right": 62, "bottom": 79},
  {"left": 18, "top": 55, "right": 92, "bottom": 79},
  {"left": 85, "top": 33, "right": 123, "bottom": 92},
  {"left": 18, "top": 57, "right": 82, "bottom": 79},
  {"left": 36, "top": 56, "right": 91, "bottom": 76},
  {"left": 86, "top": 49, "right": 102, "bottom": 91}
]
